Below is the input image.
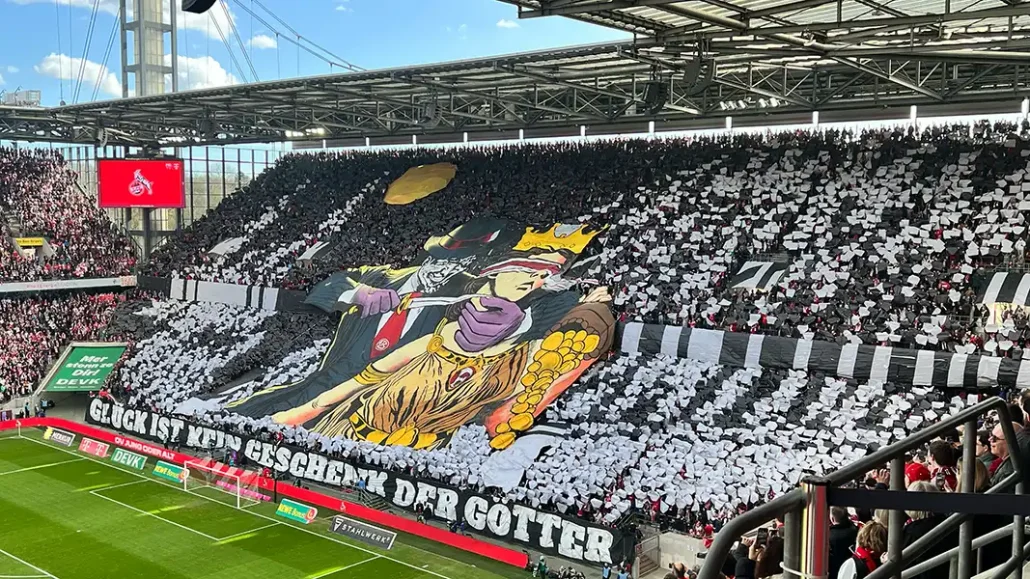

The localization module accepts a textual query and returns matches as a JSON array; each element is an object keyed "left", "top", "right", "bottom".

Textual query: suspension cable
[
  {"left": 252, "top": 0, "right": 361, "bottom": 71},
  {"left": 73, "top": 0, "right": 102, "bottom": 103},
  {"left": 221, "top": 1, "right": 259, "bottom": 82},
  {"left": 55, "top": 0, "right": 64, "bottom": 103},
  {"left": 228, "top": 0, "right": 362, "bottom": 73},
  {"left": 91, "top": 7, "right": 120, "bottom": 102},
  {"left": 210, "top": 11, "right": 250, "bottom": 84}
]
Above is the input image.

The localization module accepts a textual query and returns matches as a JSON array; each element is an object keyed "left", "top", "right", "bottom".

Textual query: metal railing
[{"left": 698, "top": 397, "right": 1028, "bottom": 579}]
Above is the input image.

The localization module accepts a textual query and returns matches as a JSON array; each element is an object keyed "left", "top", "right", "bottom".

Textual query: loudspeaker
[
  {"left": 642, "top": 81, "right": 669, "bottom": 115},
  {"left": 182, "top": 0, "right": 218, "bottom": 14}
]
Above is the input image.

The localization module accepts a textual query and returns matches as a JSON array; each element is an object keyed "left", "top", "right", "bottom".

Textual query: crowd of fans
[
  {"left": 147, "top": 121, "right": 1030, "bottom": 354},
  {"left": 8, "top": 123, "right": 1030, "bottom": 566},
  {"left": 0, "top": 148, "right": 136, "bottom": 281},
  {"left": 0, "top": 293, "right": 126, "bottom": 403}
]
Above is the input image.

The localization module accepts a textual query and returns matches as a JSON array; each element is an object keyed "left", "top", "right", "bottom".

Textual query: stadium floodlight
[
  {"left": 183, "top": 459, "right": 262, "bottom": 510},
  {"left": 182, "top": 0, "right": 218, "bottom": 14}
]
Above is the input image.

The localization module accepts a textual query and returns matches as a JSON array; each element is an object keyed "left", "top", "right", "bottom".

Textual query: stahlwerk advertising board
[
  {"left": 86, "top": 398, "right": 634, "bottom": 565},
  {"left": 42, "top": 343, "right": 128, "bottom": 392},
  {"left": 330, "top": 515, "right": 397, "bottom": 550}
]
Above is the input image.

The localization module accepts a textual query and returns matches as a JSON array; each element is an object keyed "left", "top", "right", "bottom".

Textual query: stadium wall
[{"left": 0, "top": 416, "right": 530, "bottom": 569}]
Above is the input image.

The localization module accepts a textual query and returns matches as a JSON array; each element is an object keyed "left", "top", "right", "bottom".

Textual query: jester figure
[{"left": 232, "top": 220, "right": 615, "bottom": 451}]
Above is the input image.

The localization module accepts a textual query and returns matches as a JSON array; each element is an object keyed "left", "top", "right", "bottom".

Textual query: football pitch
[{"left": 0, "top": 428, "right": 528, "bottom": 579}]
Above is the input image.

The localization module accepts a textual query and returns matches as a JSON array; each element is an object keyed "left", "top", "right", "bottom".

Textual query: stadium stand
[
  {"left": 0, "top": 148, "right": 136, "bottom": 281},
  {"left": 91, "top": 121, "right": 1030, "bottom": 536}
]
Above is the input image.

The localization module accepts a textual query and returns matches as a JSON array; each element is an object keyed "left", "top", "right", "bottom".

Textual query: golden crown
[{"left": 512, "top": 224, "right": 604, "bottom": 254}]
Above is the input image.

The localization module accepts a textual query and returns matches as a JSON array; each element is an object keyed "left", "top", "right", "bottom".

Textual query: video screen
[{"left": 97, "top": 159, "right": 185, "bottom": 208}]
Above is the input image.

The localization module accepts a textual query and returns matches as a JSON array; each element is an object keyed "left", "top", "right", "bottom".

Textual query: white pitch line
[
  {"left": 215, "top": 522, "right": 281, "bottom": 542},
  {"left": 311, "top": 555, "right": 382, "bottom": 578},
  {"left": 94, "top": 480, "right": 149, "bottom": 492},
  {"left": 89, "top": 489, "right": 222, "bottom": 541},
  {"left": 0, "top": 458, "right": 84, "bottom": 477},
  {"left": 17, "top": 435, "right": 458, "bottom": 579},
  {"left": 0, "top": 548, "right": 58, "bottom": 579}
]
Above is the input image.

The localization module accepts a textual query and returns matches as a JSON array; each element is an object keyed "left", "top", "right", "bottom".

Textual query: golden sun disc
[{"left": 384, "top": 162, "right": 457, "bottom": 205}]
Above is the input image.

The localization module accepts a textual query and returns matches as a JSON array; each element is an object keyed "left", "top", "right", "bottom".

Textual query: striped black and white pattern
[
  {"left": 169, "top": 278, "right": 280, "bottom": 311},
  {"left": 298, "top": 241, "right": 334, "bottom": 264},
  {"left": 728, "top": 261, "right": 788, "bottom": 291},
  {"left": 620, "top": 322, "right": 1028, "bottom": 389},
  {"left": 208, "top": 237, "right": 247, "bottom": 257},
  {"left": 978, "top": 272, "right": 1030, "bottom": 305}
]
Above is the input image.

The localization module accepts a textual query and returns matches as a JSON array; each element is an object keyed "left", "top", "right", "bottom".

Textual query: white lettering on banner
[
  {"left": 304, "top": 452, "right": 328, "bottom": 482},
  {"left": 487, "top": 503, "right": 513, "bottom": 537},
  {"left": 585, "top": 527, "right": 616, "bottom": 564},
  {"left": 85, "top": 399, "right": 624, "bottom": 564},
  {"left": 536, "top": 513, "right": 562, "bottom": 549},
  {"left": 512, "top": 504, "right": 536, "bottom": 543},
  {"left": 289, "top": 452, "right": 308, "bottom": 478},
  {"left": 414, "top": 482, "right": 437, "bottom": 508},
  {"left": 436, "top": 488, "right": 459, "bottom": 522},
  {"left": 393, "top": 479, "right": 416, "bottom": 507},
  {"left": 465, "top": 496, "right": 488, "bottom": 531},
  {"left": 324, "top": 459, "right": 343, "bottom": 486},
  {"left": 274, "top": 446, "right": 291, "bottom": 473},
  {"left": 559, "top": 520, "right": 586, "bottom": 560}
]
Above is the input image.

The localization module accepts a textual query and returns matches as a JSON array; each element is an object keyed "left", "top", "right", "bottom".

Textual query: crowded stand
[
  {"left": 8, "top": 121, "right": 1030, "bottom": 567},
  {"left": 0, "top": 293, "right": 126, "bottom": 404},
  {"left": 147, "top": 123, "right": 1030, "bottom": 354},
  {"left": 100, "top": 121, "right": 1030, "bottom": 532},
  {"left": 0, "top": 148, "right": 136, "bottom": 281}
]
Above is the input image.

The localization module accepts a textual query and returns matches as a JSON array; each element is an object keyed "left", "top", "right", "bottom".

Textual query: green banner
[
  {"left": 44, "top": 344, "right": 127, "bottom": 392},
  {"left": 153, "top": 460, "right": 188, "bottom": 484},
  {"left": 275, "top": 498, "right": 318, "bottom": 524},
  {"left": 111, "top": 448, "right": 148, "bottom": 471}
]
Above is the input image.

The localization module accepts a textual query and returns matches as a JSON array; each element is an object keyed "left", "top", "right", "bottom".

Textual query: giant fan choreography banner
[
  {"left": 86, "top": 398, "right": 634, "bottom": 564},
  {"left": 227, "top": 218, "right": 616, "bottom": 452}
]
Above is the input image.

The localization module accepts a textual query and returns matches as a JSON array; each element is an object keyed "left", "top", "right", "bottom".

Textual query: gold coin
[
  {"left": 385, "top": 426, "right": 419, "bottom": 447},
  {"left": 573, "top": 330, "right": 588, "bottom": 343},
  {"left": 537, "top": 351, "right": 562, "bottom": 371},
  {"left": 528, "top": 361, "right": 542, "bottom": 373},
  {"left": 516, "top": 393, "right": 529, "bottom": 403},
  {"left": 365, "top": 430, "right": 388, "bottom": 445},
  {"left": 527, "top": 393, "right": 543, "bottom": 405},
  {"left": 496, "top": 422, "right": 511, "bottom": 434},
  {"left": 559, "top": 360, "right": 578, "bottom": 374},
  {"left": 490, "top": 432, "right": 517, "bottom": 450},
  {"left": 572, "top": 340, "right": 586, "bottom": 352},
  {"left": 511, "top": 402, "right": 530, "bottom": 414},
  {"left": 564, "top": 330, "right": 577, "bottom": 340},
  {"left": 533, "top": 376, "right": 551, "bottom": 389},
  {"left": 521, "top": 374, "right": 538, "bottom": 387},
  {"left": 541, "top": 332, "right": 564, "bottom": 351},
  {"left": 509, "top": 413, "right": 534, "bottom": 431},
  {"left": 583, "top": 334, "right": 600, "bottom": 352}
]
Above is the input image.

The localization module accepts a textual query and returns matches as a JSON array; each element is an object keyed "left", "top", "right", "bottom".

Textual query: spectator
[
  {"left": 989, "top": 423, "right": 1020, "bottom": 488},
  {"left": 928, "top": 441, "right": 958, "bottom": 492},
  {"left": 837, "top": 522, "right": 887, "bottom": 579},
  {"left": 829, "top": 506, "right": 859, "bottom": 579},
  {"left": 905, "top": 463, "right": 932, "bottom": 487},
  {"left": 903, "top": 481, "right": 954, "bottom": 579},
  {"left": 976, "top": 431, "right": 996, "bottom": 470}
]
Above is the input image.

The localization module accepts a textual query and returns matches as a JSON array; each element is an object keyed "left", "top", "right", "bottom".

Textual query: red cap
[{"left": 905, "top": 462, "right": 931, "bottom": 483}]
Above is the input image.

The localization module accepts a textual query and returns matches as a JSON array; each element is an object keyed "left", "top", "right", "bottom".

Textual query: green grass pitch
[{"left": 0, "top": 428, "right": 529, "bottom": 579}]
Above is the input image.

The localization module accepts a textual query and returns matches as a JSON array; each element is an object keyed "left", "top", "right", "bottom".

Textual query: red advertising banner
[
  {"left": 78, "top": 437, "right": 111, "bottom": 458},
  {"left": 97, "top": 159, "right": 185, "bottom": 208}
]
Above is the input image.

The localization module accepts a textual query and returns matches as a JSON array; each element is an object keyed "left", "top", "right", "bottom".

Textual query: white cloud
[
  {"left": 10, "top": 0, "right": 234, "bottom": 40},
  {"left": 496, "top": 19, "right": 519, "bottom": 29},
  {"left": 6, "top": 66, "right": 19, "bottom": 73},
  {"left": 164, "top": 54, "right": 238, "bottom": 90},
  {"left": 0, "top": 73, "right": 5, "bottom": 86},
  {"left": 10, "top": 0, "right": 119, "bottom": 16},
  {"left": 35, "top": 53, "right": 121, "bottom": 98},
  {"left": 248, "top": 34, "right": 277, "bottom": 50},
  {"left": 335, "top": 4, "right": 351, "bottom": 11}
]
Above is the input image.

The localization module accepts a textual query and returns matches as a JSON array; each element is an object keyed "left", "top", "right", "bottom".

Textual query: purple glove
[
  {"left": 456, "top": 296, "right": 526, "bottom": 352},
  {"left": 353, "top": 285, "right": 401, "bottom": 318}
]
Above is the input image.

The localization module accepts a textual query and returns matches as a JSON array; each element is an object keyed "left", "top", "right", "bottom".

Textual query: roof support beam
[{"left": 830, "top": 57, "right": 943, "bottom": 100}]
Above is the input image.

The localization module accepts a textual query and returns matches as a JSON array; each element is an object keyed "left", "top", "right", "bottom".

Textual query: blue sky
[{"left": 0, "top": 0, "right": 629, "bottom": 106}]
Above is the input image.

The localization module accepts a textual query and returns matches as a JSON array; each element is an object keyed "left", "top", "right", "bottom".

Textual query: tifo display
[{"left": 7, "top": 120, "right": 1030, "bottom": 577}]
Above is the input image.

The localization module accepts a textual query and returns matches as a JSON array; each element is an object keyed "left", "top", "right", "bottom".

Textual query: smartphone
[{"left": 756, "top": 528, "right": 769, "bottom": 547}]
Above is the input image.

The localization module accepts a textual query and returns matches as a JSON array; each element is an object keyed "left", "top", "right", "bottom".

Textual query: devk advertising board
[{"left": 97, "top": 159, "right": 184, "bottom": 209}]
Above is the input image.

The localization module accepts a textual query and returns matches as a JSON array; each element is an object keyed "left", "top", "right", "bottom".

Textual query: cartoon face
[
  {"left": 416, "top": 255, "right": 474, "bottom": 293},
  {"left": 481, "top": 251, "right": 568, "bottom": 302}
]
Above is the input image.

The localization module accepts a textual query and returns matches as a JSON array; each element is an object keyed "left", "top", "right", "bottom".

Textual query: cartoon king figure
[{"left": 232, "top": 220, "right": 615, "bottom": 451}]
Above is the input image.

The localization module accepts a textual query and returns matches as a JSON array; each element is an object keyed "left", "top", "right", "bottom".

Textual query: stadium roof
[{"left": 2, "top": 0, "right": 1029, "bottom": 148}]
